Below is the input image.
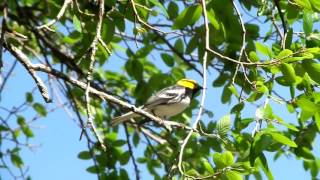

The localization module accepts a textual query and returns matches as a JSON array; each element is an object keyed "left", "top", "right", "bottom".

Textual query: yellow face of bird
[{"left": 176, "top": 79, "right": 199, "bottom": 90}]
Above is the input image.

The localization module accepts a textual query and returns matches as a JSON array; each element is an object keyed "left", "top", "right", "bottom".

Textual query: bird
[{"left": 111, "top": 78, "right": 201, "bottom": 126}]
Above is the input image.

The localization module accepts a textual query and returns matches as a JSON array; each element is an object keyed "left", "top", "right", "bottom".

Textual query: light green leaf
[
  {"left": 255, "top": 42, "right": 273, "bottom": 59},
  {"left": 249, "top": 51, "right": 260, "bottom": 62},
  {"left": 73, "top": 15, "right": 82, "bottom": 32},
  {"left": 207, "top": 9, "right": 220, "bottom": 30},
  {"left": 276, "top": 49, "right": 293, "bottom": 60},
  {"left": 225, "top": 170, "right": 243, "bottom": 180},
  {"left": 202, "top": 158, "right": 214, "bottom": 174},
  {"left": 310, "top": 0, "right": 320, "bottom": 11},
  {"left": 33, "top": 103, "right": 47, "bottom": 117},
  {"left": 217, "top": 115, "right": 231, "bottom": 138},
  {"left": 303, "top": 12, "right": 313, "bottom": 35},
  {"left": 228, "top": 85, "right": 239, "bottom": 98},
  {"left": 221, "top": 151, "right": 234, "bottom": 166},
  {"left": 173, "top": 5, "right": 202, "bottom": 29},
  {"left": 294, "top": 0, "right": 312, "bottom": 10},
  {"left": 266, "top": 132, "right": 297, "bottom": 147}
]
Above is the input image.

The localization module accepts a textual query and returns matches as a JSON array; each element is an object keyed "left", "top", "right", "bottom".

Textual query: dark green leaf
[
  {"left": 161, "top": 53, "right": 174, "bottom": 67},
  {"left": 26, "top": 92, "right": 33, "bottom": 103},
  {"left": 86, "top": 166, "right": 98, "bottom": 174},
  {"left": 119, "top": 151, "right": 131, "bottom": 165},
  {"left": 11, "top": 154, "right": 23, "bottom": 168},
  {"left": 78, "top": 151, "right": 91, "bottom": 160},
  {"left": 167, "top": 2, "right": 179, "bottom": 19}
]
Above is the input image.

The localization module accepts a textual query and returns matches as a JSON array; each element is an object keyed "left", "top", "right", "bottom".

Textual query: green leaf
[
  {"left": 310, "top": 0, "right": 320, "bottom": 11},
  {"left": 221, "top": 151, "right": 234, "bottom": 166},
  {"left": 112, "top": 140, "right": 126, "bottom": 147},
  {"left": 207, "top": 9, "right": 220, "bottom": 30},
  {"left": 33, "top": 103, "right": 47, "bottom": 117},
  {"left": 296, "top": 97, "right": 320, "bottom": 113},
  {"left": 86, "top": 166, "right": 98, "bottom": 174},
  {"left": 78, "top": 151, "right": 91, "bottom": 160},
  {"left": 302, "top": 60, "right": 320, "bottom": 84},
  {"left": 255, "top": 42, "right": 273, "bottom": 59},
  {"left": 172, "top": 5, "right": 202, "bottom": 29},
  {"left": 294, "top": 0, "right": 312, "bottom": 10},
  {"left": 315, "top": 112, "right": 320, "bottom": 131},
  {"left": 276, "top": 49, "right": 293, "bottom": 61},
  {"left": 132, "top": 131, "right": 140, "bottom": 147},
  {"left": 303, "top": 12, "right": 313, "bottom": 35},
  {"left": 225, "top": 170, "right": 243, "bottom": 180},
  {"left": 279, "top": 63, "right": 298, "bottom": 84},
  {"left": 213, "top": 153, "right": 224, "bottom": 168},
  {"left": 11, "top": 153, "right": 23, "bottom": 168},
  {"left": 258, "top": 153, "right": 274, "bottom": 180},
  {"left": 186, "top": 36, "right": 198, "bottom": 54},
  {"left": 26, "top": 92, "right": 33, "bottom": 103},
  {"left": 174, "top": 39, "right": 184, "bottom": 54},
  {"left": 120, "top": 168, "right": 129, "bottom": 179},
  {"left": 119, "top": 151, "right": 131, "bottom": 165},
  {"left": 202, "top": 158, "right": 214, "bottom": 174},
  {"left": 73, "top": 15, "right": 82, "bottom": 32},
  {"left": 149, "top": 0, "right": 169, "bottom": 18},
  {"left": 125, "top": 59, "right": 143, "bottom": 81},
  {"left": 228, "top": 85, "right": 239, "bottom": 98},
  {"left": 217, "top": 115, "right": 231, "bottom": 138},
  {"left": 167, "top": 2, "right": 179, "bottom": 19},
  {"left": 249, "top": 51, "right": 260, "bottom": 62},
  {"left": 135, "top": 45, "right": 154, "bottom": 58},
  {"left": 266, "top": 132, "right": 297, "bottom": 147},
  {"left": 103, "top": 18, "right": 115, "bottom": 44},
  {"left": 161, "top": 53, "right": 174, "bottom": 67}
]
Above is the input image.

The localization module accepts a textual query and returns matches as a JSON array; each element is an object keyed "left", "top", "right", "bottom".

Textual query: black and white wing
[{"left": 144, "top": 85, "right": 186, "bottom": 108}]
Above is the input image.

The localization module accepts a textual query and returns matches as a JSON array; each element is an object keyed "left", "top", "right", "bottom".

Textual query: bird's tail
[{"left": 111, "top": 112, "right": 140, "bottom": 127}]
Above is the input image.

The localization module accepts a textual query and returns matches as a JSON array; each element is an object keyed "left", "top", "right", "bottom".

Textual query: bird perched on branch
[{"left": 111, "top": 79, "right": 202, "bottom": 126}]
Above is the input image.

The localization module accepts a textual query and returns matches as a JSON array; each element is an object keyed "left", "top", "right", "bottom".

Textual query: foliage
[{"left": 1, "top": 0, "right": 320, "bottom": 179}]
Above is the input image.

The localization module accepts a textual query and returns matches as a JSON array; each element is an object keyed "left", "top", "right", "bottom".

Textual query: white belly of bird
[{"left": 152, "top": 96, "right": 191, "bottom": 118}]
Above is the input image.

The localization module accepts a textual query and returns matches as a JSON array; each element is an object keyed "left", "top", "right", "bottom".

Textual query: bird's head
[{"left": 177, "top": 79, "right": 202, "bottom": 95}]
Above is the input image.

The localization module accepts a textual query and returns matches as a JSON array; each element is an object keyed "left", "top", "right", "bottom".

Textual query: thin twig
[
  {"left": 80, "top": 0, "right": 106, "bottom": 151},
  {"left": 124, "top": 124, "right": 140, "bottom": 180},
  {"left": 177, "top": 0, "right": 209, "bottom": 177},
  {"left": 129, "top": 0, "right": 179, "bottom": 35},
  {"left": 36, "top": 0, "right": 72, "bottom": 30},
  {"left": 274, "top": 0, "right": 287, "bottom": 49},
  {"left": 231, "top": 0, "right": 247, "bottom": 85},
  {"left": 0, "top": 0, "right": 8, "bottom": 70},
  {"left": 0, "top": 60, "right": 17, "bottom": 97},
  {"left": 6, "top": 44, "right": 52, "bottom": 103}
]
